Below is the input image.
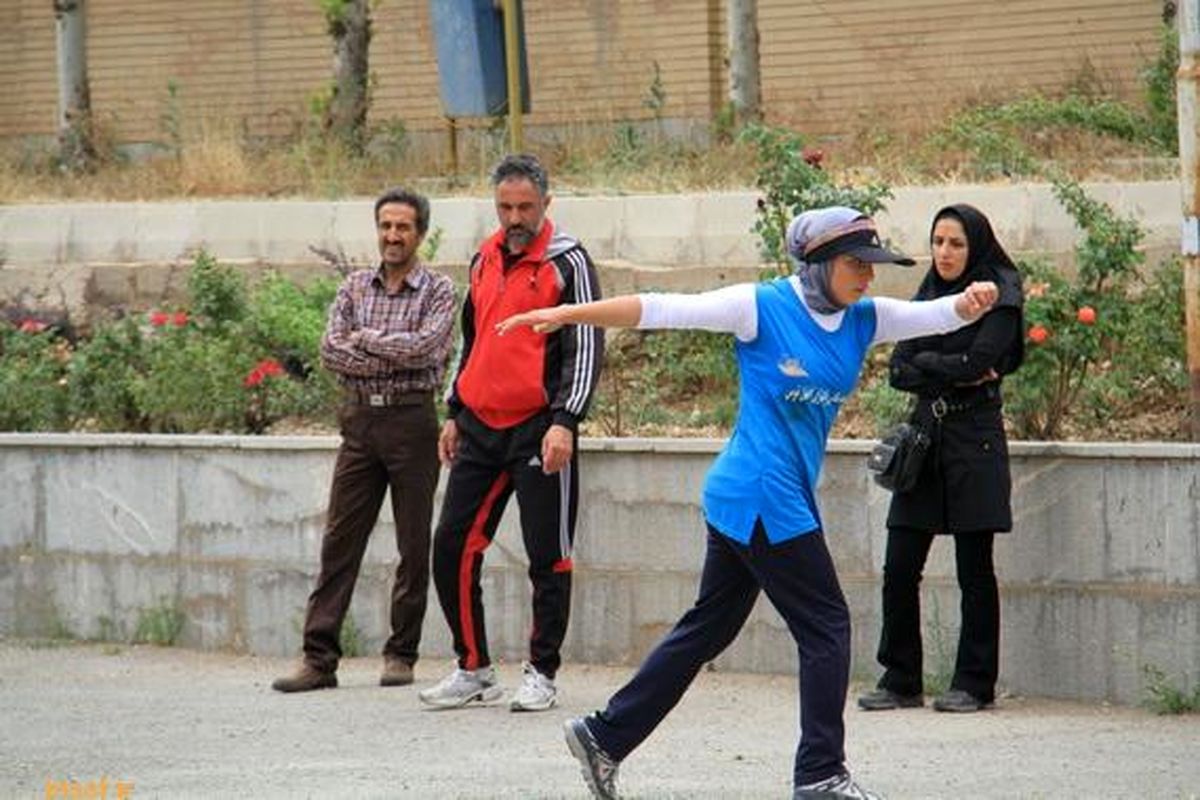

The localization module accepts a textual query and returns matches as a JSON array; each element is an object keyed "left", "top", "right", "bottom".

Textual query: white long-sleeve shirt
[{"left": 637, "top": 276, "right": 965, "bottom": 344}]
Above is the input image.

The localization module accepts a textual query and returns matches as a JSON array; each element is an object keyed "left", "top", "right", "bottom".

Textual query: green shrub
[
  {"left": 1143, "top": 664, "right": 1200, "bottom": 715},
  {"left": 134, "top": 598, "right": 185, "bottom": 646},
  {"left": 68, "top": 316, "right": 149, "bottom": 431},
  {"left": 0, "top": 325, "right": 69, "bottom": 431},
  {"left": 740, "top": 123, "right": 892, "bottom": 271},
  {"left": 339, "top": 613, "right": 364, "bottom": 658},
  {"left": 929, "top": 86, "right": 1177, "bottom": 179},
  {"left": 930, "top": 115, "right": 1038, "bottom": 179},
  {"left": 188, "top": 249, "right": 247, "bottom": 327},
  {"left": 1004, "top": 177, "right": 1147, "bottom": 438},
  {"left": 1081, "top": 256, "right": 1185, "bottom": 420},
  {"left": 133, "top": 327, "right": 260, "bottom": 433},
  {"left": 0, "top": 251, "right": 348, "bottom": 434},
  {"left": 957, "top": 94, "right": 1152, "bottom": 146},
  {"left": 246, "top": 270, "right": 337, "bottom": 373},
  {"left": 1142, "top": 22, "right": 1180, "bottom": 153},
  {"left": 591, "top": 329, "right": 738, "bottom": 435},
  {"left": 857, "top": 375, "right": 910, "bottom": 437}
]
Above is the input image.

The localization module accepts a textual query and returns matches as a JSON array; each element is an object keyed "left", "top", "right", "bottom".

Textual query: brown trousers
[{"left": 302, "top": 397, "right": 440, "bottom": 672}]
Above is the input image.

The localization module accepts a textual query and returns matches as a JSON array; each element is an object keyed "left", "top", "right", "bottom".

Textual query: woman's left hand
[
  {"left": 496, "top": 307, "right": 566, "bottom": 335},
  {"left": 954, "top": 281, "right": 999, "bottom": 321}
]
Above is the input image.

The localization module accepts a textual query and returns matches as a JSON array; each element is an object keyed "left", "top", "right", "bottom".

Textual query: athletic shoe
[
  {"left": 563, "top": 716, "right": 620, "bottom": 800},
  {"left": 417, "top": 665, "right": 502, "bottom": 708},
  {"left": 794, "top": 771, "right": 884, "bottom": 799},
  {"left": 509, "top": 662, "right": 557, "bottom": 711}
]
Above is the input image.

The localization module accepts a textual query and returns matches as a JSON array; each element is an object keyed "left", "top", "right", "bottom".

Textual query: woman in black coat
[{"left": 858, "top": 203, "right": 1024, "bottom": 714}]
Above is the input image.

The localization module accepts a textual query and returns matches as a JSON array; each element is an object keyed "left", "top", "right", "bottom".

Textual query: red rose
[
  {"left": 1028, "top": 325, "right": 1049, "bottom": 344},
  {"left": 1076, "top": 306, "right": 1096, "bottom": 325},
  {"left": 244, "top": 359, "right": 284, "bottom": 388},
  {"left": 149, "top": 311, "right": 170, "bottom": 327},
  {"left": 173, "top": 311, "right": 189, "bottom": 327},
  {"left": 259, "top": 359, "right": 284, "bottom": 377},
  {"left": 18, "top": 319, "right": 48, "bottom": 334}
]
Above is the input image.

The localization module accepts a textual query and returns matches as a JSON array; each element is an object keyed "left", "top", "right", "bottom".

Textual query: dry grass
[{"left": 0, "top": 94, "right": 1176, "bottom": 205}]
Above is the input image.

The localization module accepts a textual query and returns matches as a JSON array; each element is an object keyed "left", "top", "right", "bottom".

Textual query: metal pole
[
  {"left": 1179, "top": 0, "right": 1200, "bottom": 439},
  {"left": 447, "top": 116, "right": 459, "bottom": 184},
  {"left": 502, "top": 0, "right": 523, "bottom": 153}
]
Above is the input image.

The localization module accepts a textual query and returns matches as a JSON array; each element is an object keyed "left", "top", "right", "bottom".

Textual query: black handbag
[{"left": 867, "top": 422, "right": 930, "bottom": 493}]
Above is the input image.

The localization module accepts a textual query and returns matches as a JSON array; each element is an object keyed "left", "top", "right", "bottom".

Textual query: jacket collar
[{"left": 483, "top": 219, "right": 555, "bottom": 266}]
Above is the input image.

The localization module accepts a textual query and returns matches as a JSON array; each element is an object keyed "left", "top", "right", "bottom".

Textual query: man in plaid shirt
[{"left": 273, "top": 187, "right": 457, "bottom": 693}]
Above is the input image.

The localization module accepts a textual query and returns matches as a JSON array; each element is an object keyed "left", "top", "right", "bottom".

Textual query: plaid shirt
[{"left": 320, "top": 263, "right": 457, "bottom": 396}]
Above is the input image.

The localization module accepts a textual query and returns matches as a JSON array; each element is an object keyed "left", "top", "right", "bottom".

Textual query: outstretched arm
[
  {"left": 497, "top": 283, "right": 759, "bottom": 340},
  {"left": 497, "top": 295, "right": 643, "bottom": 334},
  {"left": 872, "top": 281, "right": 999, "bottom": 345}
]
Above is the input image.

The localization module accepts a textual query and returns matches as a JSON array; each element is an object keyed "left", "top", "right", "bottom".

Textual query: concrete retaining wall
[
  {"left": 1, "top": 182, "right": 1180, "bottom": 268},
  {"left": 2, "top": 434, "right": 1196, "bottom": 705},
  {"left": 0, "top": 182, "right": 1182, "bottom": 326}
]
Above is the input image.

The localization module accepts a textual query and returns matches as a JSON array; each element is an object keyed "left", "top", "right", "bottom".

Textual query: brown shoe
[
  {"left": 380, "top": 657, "right": 414, "bottom": 687},
  {"left": 272, "top": 663, "right": 337, "bottom": 693}
]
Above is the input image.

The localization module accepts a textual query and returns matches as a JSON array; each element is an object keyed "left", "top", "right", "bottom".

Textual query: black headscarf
[
  {"left": 914, "top": 203, "right": 1025, "bottom": 370},
  {"left": 916, "top": 205, "right": 1021, "bottom": 303}
]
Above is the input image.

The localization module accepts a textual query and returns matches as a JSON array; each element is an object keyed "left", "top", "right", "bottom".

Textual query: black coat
[
  {"left": 885, "top": 203, "right": 1025, "bottom": 536},
  {"left": 885, "top": 309, "right": 1021, "bottom": 534}
]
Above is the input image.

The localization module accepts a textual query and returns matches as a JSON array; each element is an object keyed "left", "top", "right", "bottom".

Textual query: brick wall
[{"left": 0, "top": 0, "right": 1167, "bottom": 143}]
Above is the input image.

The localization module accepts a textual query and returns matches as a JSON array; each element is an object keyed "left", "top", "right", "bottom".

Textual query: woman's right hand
[{"left": 496, "top": 307, "right": 567, "bottom": 335}]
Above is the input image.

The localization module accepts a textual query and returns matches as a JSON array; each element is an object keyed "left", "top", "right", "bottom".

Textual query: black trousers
[
  {"left": 588, "top": 522, "right": 851, "bottom": 788},
  {"left": 302, "top": 398, "right": 440, "bottom": 673},
  {"left": 875, "top": 527, "right": 999, "bottom": 703},
  {"left": 431, "top": 409, "right": 578, "bottom": 679}
]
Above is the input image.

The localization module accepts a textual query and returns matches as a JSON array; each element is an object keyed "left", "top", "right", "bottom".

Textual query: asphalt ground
[{"left": 2, "top": 640, "right": 1197, "bottom": 799}]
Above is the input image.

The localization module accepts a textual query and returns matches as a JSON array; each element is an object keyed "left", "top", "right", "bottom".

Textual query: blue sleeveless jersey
[{"left": 702, "top": 280, "right": 877, "bottom": 544}]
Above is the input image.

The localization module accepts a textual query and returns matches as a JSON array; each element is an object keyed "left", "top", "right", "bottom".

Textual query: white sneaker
[
  {"left": 418, "top": 665, "right": 502, "bottom": 709},
  {"left": 509, "top": 662, "right": 557, "bottom": 712}
]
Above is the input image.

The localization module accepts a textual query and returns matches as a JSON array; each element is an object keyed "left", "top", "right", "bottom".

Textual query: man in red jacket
[{"left": 419, "top": 153, "right": 604, "bottom": 712}]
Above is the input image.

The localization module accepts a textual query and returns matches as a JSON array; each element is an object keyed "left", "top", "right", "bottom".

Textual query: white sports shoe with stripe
[
  {"left": 418, "top": 665, "right": 502, "bottom": 709},
  {"left": 509, "top": 662, "right": 557, "bottom": 711}
]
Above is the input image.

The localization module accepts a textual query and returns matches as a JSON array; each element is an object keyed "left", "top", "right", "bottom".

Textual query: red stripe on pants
[{"left": 459, "top": 473, "right": 510, "bottom": 670}]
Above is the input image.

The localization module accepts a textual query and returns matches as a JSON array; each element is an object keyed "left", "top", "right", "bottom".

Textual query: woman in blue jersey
[{"left": 497, "top": 206, "right": 999, "bottom": 800}]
